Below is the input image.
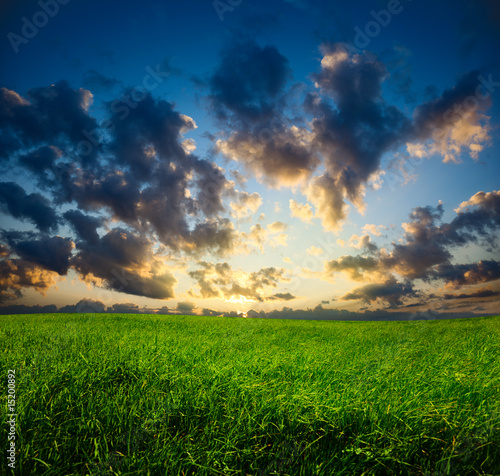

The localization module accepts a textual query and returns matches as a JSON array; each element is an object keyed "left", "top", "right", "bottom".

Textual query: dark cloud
[
  {"left": 0, "top": 82, "right": 99, "bottom": 164},
  {"left": 411, "top": 70, "right": 487, "bottom": 141},
  {"left": 379, "top": 203, "right": 451, "bottom": 280},
  {"left": 107, "top": 303, "right": 143, "bottom": 314},
  {"left": 0, "top": 182, "right": 59, "bottom": 233},
  {"left": 201, "top": 308, "right": 222, "bottom": 316},
  {"left": 1, "top": 231, "right": 73, "bottom": 275},
  {"left": 106, "top": 93, "right": 194, "bottom": 181},
  {"left": 59, "top": 299, "right": 106, "bottom": 314},
  {"left": 188, "top": 219, "right": 239, "bottom": 257},
  {"left": 214, "top": 43, "right": 492, "bottom": 231},
  {"left": 325, "top": 255, "right": 380, "bottom": 281},
  {"left": 0, "top": 80, "right": 246, "bottom": 300},
  {"left": 407, "top": 69, "right": 492, "bottom": 164},
  {"left": 0, "top": 304, "right": 58, "bottom": 315},
  {"left": 63, "top": 210, "right": 103, "bottom": 245},
  {"left": 246, "top": 305, "right": 481, "bottom": 321},
  {"left": 211, "top": 40, "right": 320, "bottom": 187},
  {"left": 57, "top": 168, "right": 142, "bottom": 224},
  {"left": 433, "top": 260, "right": 500, "bottom": 289},
  {"left": 304, "top": 44, "right": 411, "bottom": 226},
  {"left": 217, "top": 123, "right": 320, "bottom": 187},
  {"left": 209, "top": 40, "right": 290, "bottom": 122},
  {"left": 177, "top": 301, "right": 197, "bottom": 314},
  {"left": 41, "top": 90, "right": 238, "bottom": 256},
  {"left": 0, "top": 259, "right": 58, "bottom": 302},
  {"left": 70, "top": 228, "right": 176, "bottom": 299},
  {"left": 324, "top": 191, "right": 500, "bottom": 308},
  {"left": 443, "top": 288, "right": 500, "bottom": 300},
  {"left": 380, "top": 191, "right": 500, "bottom": 281},
  {"left": 155, "top": 306, "right": 172, "bottom": 315},
  {"left": 268, "top": 292, "right": 296, "bottom": 301},
  {"left": 341, "top": 277, "right": 417, "bottom": 308},
  {"left": 18, "top": 145, "right": 62, "bottom": 175}
]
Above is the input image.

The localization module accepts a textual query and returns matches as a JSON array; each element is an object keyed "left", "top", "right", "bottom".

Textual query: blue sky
[{"left": 0, "top": 0, "right": 499, "bottom": 318}]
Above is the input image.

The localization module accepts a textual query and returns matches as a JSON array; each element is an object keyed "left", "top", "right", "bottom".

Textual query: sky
[{"left": 0, "top": 0, "right": 499, "bottom": 319}]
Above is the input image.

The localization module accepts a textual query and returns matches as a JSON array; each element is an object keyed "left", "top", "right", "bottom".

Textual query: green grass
[{"left": 1, "top": 313, "right": 500, "bottom": 475}]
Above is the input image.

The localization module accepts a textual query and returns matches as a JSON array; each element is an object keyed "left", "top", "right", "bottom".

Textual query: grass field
[{"left": 1, "top": 313, "right": 500, "bottom": 475}]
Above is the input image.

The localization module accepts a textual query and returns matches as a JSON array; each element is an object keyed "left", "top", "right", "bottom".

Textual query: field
[{"left": 1, "top": 313, "right": 500, "bottom": 475}]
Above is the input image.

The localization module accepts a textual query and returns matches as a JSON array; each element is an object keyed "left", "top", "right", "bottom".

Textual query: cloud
[
  {"left": 267, "top": 292, "right": 296, "bottom": 301},
  {"left": 229, "top": 191, "right": 262, "bottom": 219},
  {"left": 1, "top": 231, "right": 74, "bottom": 275},
  {"left": 433, "top": 260, "right": 500, "bottom": 289},
  {"left": 188, "top": 262, "right": 292, "bottom": 302},
  {"left": 63, "top": 210, "right": 103, "bottom": 245},
  {"left": 379, "top": 191, "right": 500, "bottom": 281},
  {"left": 106, "top": 92, "right": 197, "bottom": 181},
  {"left": 362, "top": 224, "right": 386, "bottom": 237},
  {"left": 0, "top": 182, "right": 59, "bottom": 233},
  {"left": 304, "top": 44, "right": 411, "bottom": 230},
  {"left": 341, "top": 277, "right": 417, "bottom": 307},
  {"left": 348, "top": 234, "right": 378, "bottom": 253},
  {"left": 304, "top": 173, "right": 348, "bottom": 232},
  {"left": 0, "top": 303, "right": 58, "bottom": 315},
  {"left": 187, "top": 218, "right": 240, "bottom": 257},
  {"left": 0, "top": 259, "right": 59, "bottom": 302},
  {"left": 321, "top": 190, "right": 500, "bottom": 309},
  {"left": 211, "top": 40, "right": 320, "bottom": 187},
  {"left": 455, "top": 190, "right": 500, "bottom": 213},
  {"left": 70, "top": 228, "right": 177, "bottom": 299},
  {"left": 107, "top": 303, "right": 143, "bottom": 314},
  {"left": 267, "top": 221, "right": 288, "bottom": 233},
  {"left": 443, "top": 287, "right": 500, "bottom": 300},
  {"left": 19, "top": 145, "right": 62, "bottom": 176},
  {"left": 177, "top": 301, "right": 197, "bottom": 314},
  {"left": 0, "top": 82, "right": 98, "bottom": 164},
  {"left": 408, "top": 70, "right": 492, "bottom": 164},
  {"left": 289, "top": 199, "right": 314, "bottom": 224},
  {"left": 216, "top": 124, "right": 320, "bottom": 187},
  {"left": 239, "top": 222, "right": 289, "bottom": 253},
  {"left": 270, "top": 233, "right": 288, "bottom": 248},
  {"left": 209, "top": 40, "right": 291, "bottom": 121},
  {"left": 211, "top": 44, "right": 494, "bottom": 234},
  {"left": 1, "top": 81, "right": 240, "bottom": 263},
  {"left": 59, "top": 298, "right": 106, "bottom": 313},
  {"left": 325, "top": 255, "right": 380, "bottom": 281},
  {"left": 0, "top": 84, "right": 242, "bottom": 261}
]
